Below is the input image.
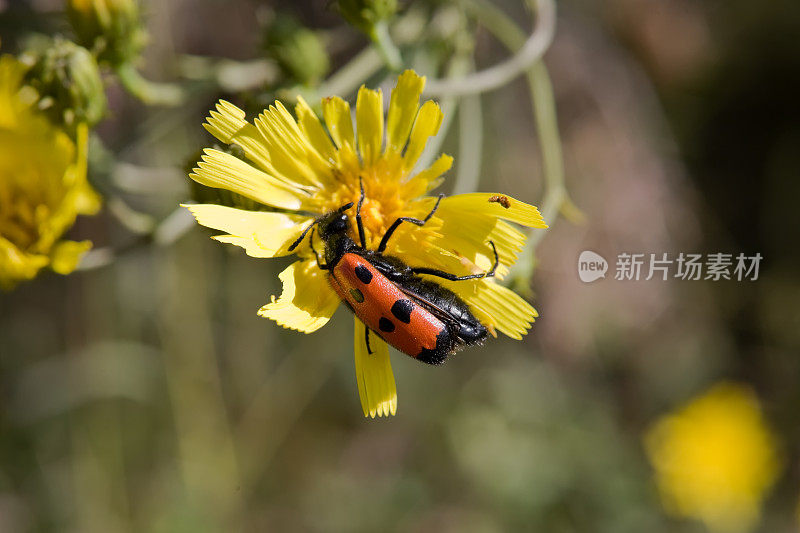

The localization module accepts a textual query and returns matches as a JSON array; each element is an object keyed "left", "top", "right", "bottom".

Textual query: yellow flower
[
  {"left": 184, "top": 70, "right": 547, "bottom": 417},
  {"left": 0, "top": 55, "right": 101, "bottom": 290},
  {"left": 644, "top": 382, "right": 782, "bottom": 532}
]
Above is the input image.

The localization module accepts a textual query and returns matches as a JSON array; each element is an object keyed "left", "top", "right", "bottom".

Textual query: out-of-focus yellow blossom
[
  {"left": 184, "top": 70, "right": 546, "bottom": 417},
  {"left": 644, "top": 382, "right": 782, "bottom": 532},
  {"left": 0, "top": 55, "right": 100, "bottom": 289}
]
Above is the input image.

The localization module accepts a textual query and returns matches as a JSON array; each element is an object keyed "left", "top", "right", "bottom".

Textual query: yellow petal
[
  {"left": 253, "top": 102, "right": 332, "bottom": 189},
  {"left": 50, "top": 240, "right": 92, "bottom": 274},
  {"left": 203, "top": 100, "right": 275, "bottom": 175},
  {"left": 356, "top": 86, "right": 383, "bottom": 166},
  {"left": 258, "top": 260, "right": 340, "bottom": 333},
  {"left": 0, "top": 236, "right": 49, "bottom": 290},
  {"left": 321, "top": 96, "right": 355, "bottom": 152},
  {"left": 69, "top": 122, "right": 101, "bottom": 216},
  {"left": 386, "top": 70, "right": 425, "bottom": 154},
  {"left": 182, "top": 204, "right": 312, "bottom": 258},
  {"left": 402, "top": 153, "right": 453, "bottom": 198},
  {"left": 353, "top": 317, "right": 397, "bottom": 418},
  {"left": 444, "top": 279, "right": 537, "bottom": 340},
  {"left": 427, "top": 211, "right": 528, "bottom": 280},
  {"left": 402, "top": 100, "right": 443, "bottom": 172},
  {"left": 295, "top": 95, "right": 336, "bottom": 161},
  {"left": 189, "top": 148, "right": 306, "bottom": 210},
  {"left": 440, "top": 193, "right": 548, "bottom": 228}
]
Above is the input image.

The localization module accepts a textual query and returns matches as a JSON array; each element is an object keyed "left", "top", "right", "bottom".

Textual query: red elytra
[
  {"left": 329, "top": 252, "right": 450, "bottom": 360},
  {"left": 287, "top": 179, "right": 498, "bottom": 365}
]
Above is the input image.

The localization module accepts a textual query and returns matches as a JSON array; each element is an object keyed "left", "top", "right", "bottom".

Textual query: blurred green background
[{"left": 1, "top": 0, "right": 799, "bottom": 531}]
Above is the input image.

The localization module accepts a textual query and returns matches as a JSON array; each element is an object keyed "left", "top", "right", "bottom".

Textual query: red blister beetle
[{"left": 289, "top": 181, "right": 498, "bottom": 364}]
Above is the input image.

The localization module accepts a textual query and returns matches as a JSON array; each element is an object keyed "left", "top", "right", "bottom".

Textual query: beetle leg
[
  {"left": 411, "top": 241, "right": 499, "bottom": 281},
  {"left": 377, "top": 193, "right": 444, "bottom": 253},
  {"left": 364, "top": 326, "right": 373, "bottom": 355}
]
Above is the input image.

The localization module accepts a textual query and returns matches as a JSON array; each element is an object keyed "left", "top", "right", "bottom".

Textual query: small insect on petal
[{"left": 488, "top": 194, "right": 511, "bottom": 209}]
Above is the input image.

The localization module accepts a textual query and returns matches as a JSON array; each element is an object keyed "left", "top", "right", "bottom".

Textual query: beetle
[{"left": 288, "top": 181, "right": 498, "bottom": 365}]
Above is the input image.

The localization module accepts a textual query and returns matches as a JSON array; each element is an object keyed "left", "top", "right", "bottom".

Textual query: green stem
[
  {"left": 318, "top": 46, "right": 383, "bottom": 97},
  {"left": 416, "top": 53, "right": 472, "bottom": 171},
  {"left": 158, "top": 236, "right": 243, "bottom": 527},
  {"left": 115, "top": 62, "right": 185, "bottom": 106},
  {"left": 370, "top": 20, "right": 403, "bottom": 72},
  {"left": 453, "top": 60, "right": 484, "bottom": 194},
  {"left": 424, "top": 0, "right": 556, "bottom": 97},
  {"left": 463, "top": 0, "right": 576, "bottom": 290},
  {"left": 526, "top": 61, "right": 565, "bottom": 247}
]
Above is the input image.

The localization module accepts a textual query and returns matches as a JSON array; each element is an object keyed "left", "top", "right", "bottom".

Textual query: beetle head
[
  {"left": 287, "top": 202, "right": 354, "bottom": 252},
  {"left": 317, "top": 206, "right": 352, "bottom": 239}
]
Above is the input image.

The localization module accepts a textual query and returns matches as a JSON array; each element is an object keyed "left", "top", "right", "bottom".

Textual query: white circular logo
[{"left": 578, "top": 251, "right": 608, "bottom": 282}]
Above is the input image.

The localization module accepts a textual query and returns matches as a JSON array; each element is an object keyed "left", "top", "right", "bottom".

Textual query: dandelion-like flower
[
  {"left": 644, "top": 382, "right": 782, "bottom": 532},
  {"left": 184, "top": 70, "right": 546, "bottom": 417},
  {"left": 0, "top": 55, "right": 100, "bottom": 290}
]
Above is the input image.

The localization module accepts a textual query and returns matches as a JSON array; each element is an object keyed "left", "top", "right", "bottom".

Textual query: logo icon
[{"left": 578, "top": 251, "right": 608, "bottom": 282}]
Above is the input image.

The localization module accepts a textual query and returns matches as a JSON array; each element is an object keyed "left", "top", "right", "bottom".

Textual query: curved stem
[
  {"left": 288, "top": 7, "right": 429, "bottom": 105},
  {"left": 463, "top": 0, "right": 577, "bottom": 288},
  {"left": 77, "top": 206, "right": 194, "bottom": 271},
  {"left": 115, "top": 62, "right": 185, "bottom": 106},
  {"left": 370, "top": 20, "right": 403, "bottom": 72},
  {"left": 423, "top": 0, "right": 556, "bottom": 97},
  {"left": 453, "top": 67, "right": 484, "bottom": 194},
  {"left": 416, "top": 53, "right": 472, "bottom": 171},
  {"left": 526, "top": 61, "right": 565, "bottom": 248},
  {"left": 466, "top": 0, "right": 567, "bottom": 233},
  {"left": 318, "top": 46, "right": 384, "bottom": 98}
]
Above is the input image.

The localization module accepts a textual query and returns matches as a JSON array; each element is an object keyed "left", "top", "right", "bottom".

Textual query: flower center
[
  {"left": 332, "top": 171, "right": 406, "bottom": 249},
  {"left": 0, "top": 206, "right": 44, "bottom": 251},
  {"left": 0, "top": 183, "right": 49, "bottom": 251},
  {"left": 312, "top": 165, "right": 409, "bottom": 250}
]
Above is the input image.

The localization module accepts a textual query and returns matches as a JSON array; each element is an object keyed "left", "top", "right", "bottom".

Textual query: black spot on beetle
[
  {"left": 354, "top": 264, "right": 372, "bottom": 284},
  {"left": 417, "top": 330, "right": 450, "bottom": 365},
  {"left": 379, "top": 317, "right": 395, "bottom": 333},
  {"left": 391, "top": 299, "right": 413, "bottom": 323}
]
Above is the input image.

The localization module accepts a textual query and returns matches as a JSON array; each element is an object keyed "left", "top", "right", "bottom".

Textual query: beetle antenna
[
  {"left": 485, "top": 240, "right": 499, "bottom": 277},
  {"left": 288, "top": 220, "right": 319, "bottom": 252},
  {"left": 355, "top": 177, "right": 367, "bottom": 248},
  {"left": 357, "top": 177, "right": 366, "bottom": 215},
  {"left": 288, "top": 203, "right": 355, "bottom": 252}
]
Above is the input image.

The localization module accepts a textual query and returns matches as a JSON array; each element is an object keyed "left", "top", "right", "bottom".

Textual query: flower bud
[
  {"left": 333, "top": 0, "right": 398, "bottom": 36},
  {"left": 21, "top": 36, "right": 106, "bottom": 129},
  {"left": 263, "top": 14, "right": 329, "bottom": 86},
  {"left": 66, "top": 0, "right": 146, "bottom": 67}
]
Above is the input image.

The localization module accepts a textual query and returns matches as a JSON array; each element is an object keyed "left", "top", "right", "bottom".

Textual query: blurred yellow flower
[
  {"left": 0, "top": 55, "right": 100, "bottom": 290},
  {"left": 644, "top": 382, "right": 782, "bottom": 532},
  {"left": 184, "top": 70, "right": 546, "bottom": 417}
]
